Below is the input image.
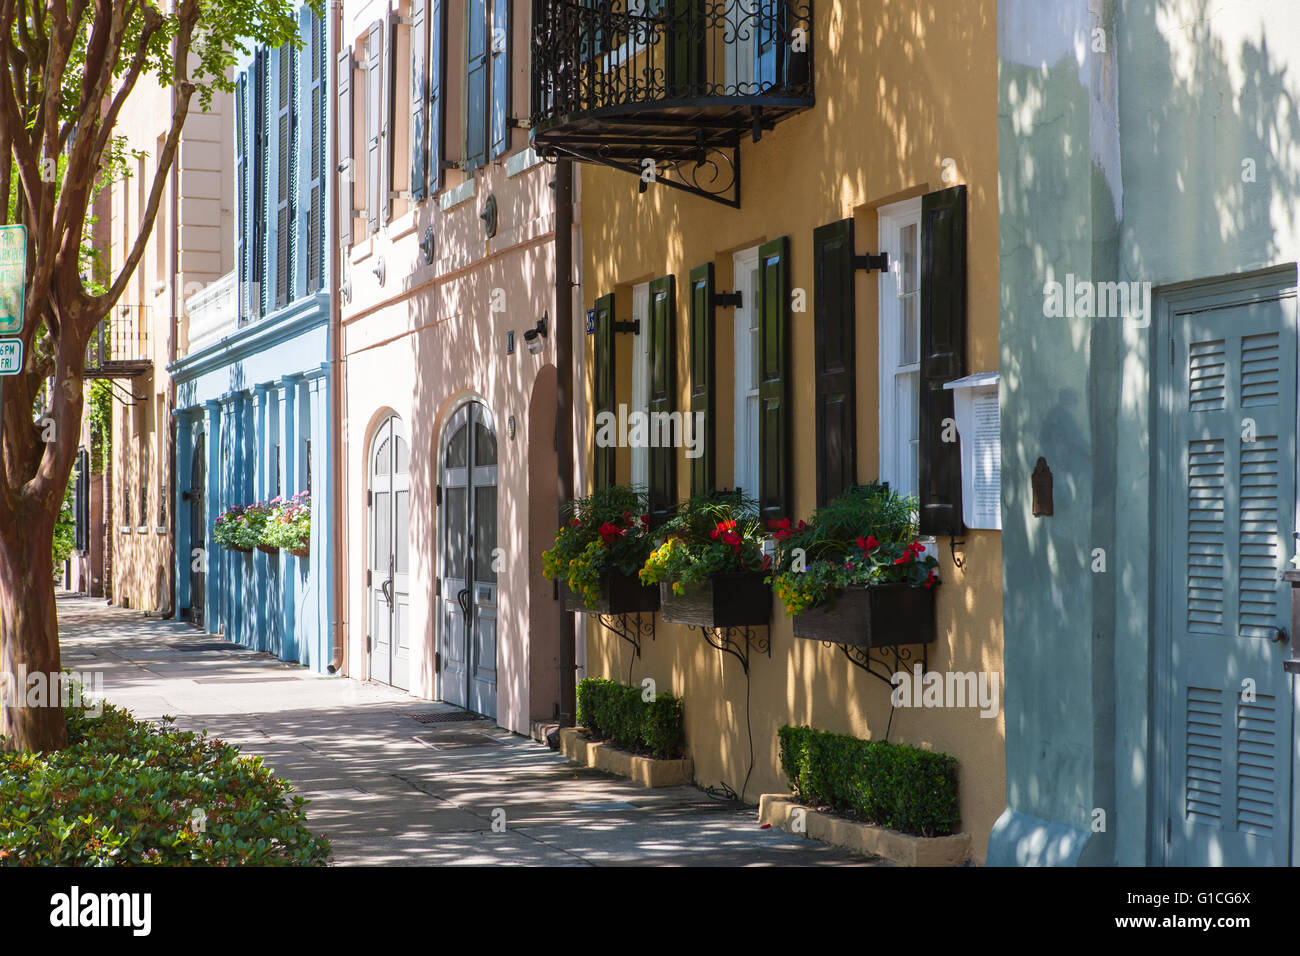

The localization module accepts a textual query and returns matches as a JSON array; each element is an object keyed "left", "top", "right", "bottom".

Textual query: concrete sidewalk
[{"left": 55, "top": 595, "right": 878, "bottom": 866}]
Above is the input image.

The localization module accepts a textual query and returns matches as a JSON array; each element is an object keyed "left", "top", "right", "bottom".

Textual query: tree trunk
[{"left": 0, "top": 508, "right": 68, "bottom": 752}]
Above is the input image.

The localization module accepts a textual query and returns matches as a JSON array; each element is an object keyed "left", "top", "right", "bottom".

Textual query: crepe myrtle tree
[{"left": 0, "top": 0, "right": 312, "bottom": 753}]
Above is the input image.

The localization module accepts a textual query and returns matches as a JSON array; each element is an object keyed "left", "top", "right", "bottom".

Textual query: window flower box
[
  {"left": 659, "top": 570, "right": 771, "bottom": 628},
  {"left": 561, "top": 569, "right": 659, "bottom": 615},
  {"left": 792, "top": 583, "right": 936, "bottom": 647}
]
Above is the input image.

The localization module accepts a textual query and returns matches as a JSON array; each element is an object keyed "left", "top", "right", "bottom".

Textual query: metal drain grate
[
  {"left": 171, "top": 641, "right": 241, "bottom": 653},
  {"left": 410, "top": 711, "right": 490, "bottom": 724}
]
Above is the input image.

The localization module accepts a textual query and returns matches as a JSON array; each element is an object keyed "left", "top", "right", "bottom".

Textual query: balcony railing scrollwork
[
  {"left": 83, "top": 306, "right": 153, "bottom": 379},
  {"left": 530, "top": 0, "right": 814, "bottom": 208}
]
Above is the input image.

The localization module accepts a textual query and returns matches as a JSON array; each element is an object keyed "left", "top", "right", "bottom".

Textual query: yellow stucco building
[{"left": 535, "top": 0, "right": 1004, "bottom": 861}]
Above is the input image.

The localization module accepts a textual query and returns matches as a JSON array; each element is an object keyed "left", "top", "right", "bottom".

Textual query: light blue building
[{"left": 168, "top": 5, "right": 335, "bottom": 671}]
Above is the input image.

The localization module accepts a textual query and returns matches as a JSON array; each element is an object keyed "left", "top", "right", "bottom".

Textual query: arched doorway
[
  {"left": 438, "top": 401, "right": 498, "bottom": 718},
  {"left": 189, "top": 432, "right": 206, "bottom": 629},
  {"left": 369, "top": 415, "right": 411, "bottom": 690}
]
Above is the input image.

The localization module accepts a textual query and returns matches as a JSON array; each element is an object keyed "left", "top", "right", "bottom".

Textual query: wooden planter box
[
  {"left": 561, "top": 570, "right": 659, "bottom": 615},
  {"left": 659, "top": 570, "right": 771, "bottom": 628},
  {"left": 256, "top": 543, "right": 278, "bottom": 556},
  {"left": 792, "top": 584, "right": 936, "bottom": 647}
]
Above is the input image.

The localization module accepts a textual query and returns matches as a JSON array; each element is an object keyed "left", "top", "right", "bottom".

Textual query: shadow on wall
[{"left": 997, "top": 0, "right": 1300, "bottom": 861}]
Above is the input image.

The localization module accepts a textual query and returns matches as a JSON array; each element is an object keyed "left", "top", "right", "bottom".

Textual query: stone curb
[
  {"left": 758, "top": 794, "right": 972, "bottom": 866},
  {"left": 559, "top": 727, "right": 693, "bottom": 787}
]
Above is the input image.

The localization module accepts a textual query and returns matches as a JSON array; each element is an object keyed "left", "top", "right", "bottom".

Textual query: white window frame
[
  {"left": 630, "top": 282, "right": 651, "bottom": 494},
  {"left": 878, "top": 197, "right": 923, "bottom": 499},
  {"left": 733, "top": 246, "right": 761, "bottom": 499}
]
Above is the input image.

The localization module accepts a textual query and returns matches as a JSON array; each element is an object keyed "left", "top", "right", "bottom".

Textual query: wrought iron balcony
[
  {"left": 84, "top": 306, "right": 153, "bottom": 379},
  {"left": 530, "top": 0, "right": 814, "bottom": 207}
]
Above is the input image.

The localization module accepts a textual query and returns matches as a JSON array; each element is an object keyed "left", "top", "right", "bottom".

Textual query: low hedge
[
  {"left": 0, "top": 703, "right": 332, "bottom": 866},
  {"left": 576, "top": 677, "right": 685, "bottom": 760},
  {"left": 777, "top": 724, "right": 959, "bottom": 837}
]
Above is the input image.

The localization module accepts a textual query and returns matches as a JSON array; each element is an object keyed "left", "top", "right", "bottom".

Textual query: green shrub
[
  {"left": 777, "top": 724, "right": 959, "bottom": 837},
  {"left": 576, "top": 678, "right": 685, "bottom": 760},
  {"left": 0, "top": 703, "right": 332, "bottom": 866}
]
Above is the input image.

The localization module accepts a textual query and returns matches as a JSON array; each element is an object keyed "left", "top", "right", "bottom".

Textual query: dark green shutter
[
  {"left": 365, "top": 20, "right": 382, "bottom": 234},
  {"left": 665, "top": 0, "right": 705, "bottom": 96},
  {"left": 336, "top": 46, "right": 353, "bottom": 250},
  {"left": 919, "top": 185, "right": 967, "bottom": 536},
  {"left": 410, "top": 0, "right": 427, "bottom": 201},
  {"left": 648, "top": 275, "right": 677, "bottom": 523},
  {"left": 429, "top": 0, "right": 445, "bottom": 192},
  {"left": 466, "top": 0, "right": 489, "bottom": 170},
  {"left": 593, "top": 293, "right": 615, "bottom": 491},
  {"left": 688, "top": 263, "right": 714, "bottom": 496},
  {"left": 489, "top": 0, "right": 510, "bottom": 158},
  {"left": 758, "top": 236, "right": 791, "bottom": 523},
  {"left": 813, "top": 219, "right": 857, "bottom": 506}
]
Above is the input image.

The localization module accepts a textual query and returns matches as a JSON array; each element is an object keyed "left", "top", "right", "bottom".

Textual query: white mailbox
[{"left": 943, "top": 372, "right": 1001, "bottom": 531}]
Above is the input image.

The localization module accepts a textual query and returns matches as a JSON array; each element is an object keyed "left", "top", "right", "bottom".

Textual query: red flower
[
  {"left": 640, "top": 514, "right": 650, "bottom": 528},
  {"left": 569, "top": 518, "right": 581, "bottom": 528},
  {"left": 857, "top": 535, "right": 880, "bottom": 552},
  {"left": 597, "top": 522, "right": 625, "bottom": 545},
  {"left": 761, "top": 553, "right": 772, "bottom": 570},
  {"left": 924, "top": 569, "right": 937, "bottom": 589}
]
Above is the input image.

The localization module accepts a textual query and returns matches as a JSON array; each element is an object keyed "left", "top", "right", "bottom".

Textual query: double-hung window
[
  {"left": 878, "top": 197, "right": 922, "bottom": 499},
  {"left": 732, "top": 247, "right": 762, "bottom": 498}
]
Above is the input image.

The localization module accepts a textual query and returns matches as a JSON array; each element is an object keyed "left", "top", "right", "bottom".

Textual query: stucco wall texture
[{"left": 580, "top": 0, "right": 1004, "bottom": 862}]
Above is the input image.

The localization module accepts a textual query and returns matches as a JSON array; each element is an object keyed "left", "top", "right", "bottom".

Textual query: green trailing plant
[
  {"left": 261, "top": 492, "right": 311, "bottom": 555},
  {"left": 211, "top": 502, "right": 272, "bottom": 552},
  {"left": 51, "top": 479, "right": 76, "bottom": 574},
  {"left": 542, "top": 485, "right": 654, "bottom": 609},
  {"left": 768, "top": 483, "right": 939, "bottom": 616},
  {"left": 87, "top": 380, "right": 113, "bottom": 475},
  {"left": 777, "top": 724, "right": 960, "bottom": 838},
  {"left": 575, "top": 678, "right": 685, "bottom": 760},
  {"left": 0, "top": 703, "right": 332, "bottom": 865},
  {"left": 638, "top": 490, "right": 765, "bottom": 595}
]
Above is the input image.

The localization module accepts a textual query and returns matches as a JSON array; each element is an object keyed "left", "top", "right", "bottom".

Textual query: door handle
[
  {"left": 457, "top": 587, "right": 471, "bottom": 619},
  {"left": 1269, "top": 626, "right": 1289, "bottom": 645},
  {"left": 381, "top": 576, "right": 393, "bottom": 609}
]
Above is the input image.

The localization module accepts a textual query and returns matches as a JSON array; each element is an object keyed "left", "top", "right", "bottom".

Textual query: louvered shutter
[
  {"left": 688, "top": 263, "right": 715, "bottom": 496},
  {"left": 489, "top": 0, "right": 511, "bottom": 158},
  {"left": 813, "top": 219, "right": 857, "bottom": 506},
  {"left": 365, "top": 20, "right": 382, "bottom": 234},
  {"left": 648, "top": 275, "right": 677, "bottom": 524},
  {"left": 429, "top": 0, "right": 445, "bottom": 192},
  {"left": 274, "top": 42, "right": 293, "bottom": 309},
  {"left": 918, "top": 185, "right": 967, "bottom": 536},
  {"left": 382, "top": 14, "right": 396, "bottom": 222},
  {"left": 235, "top": 70, "right": 249, "bottom": 320},
  {"left": 758, "top": 236, "right": 790, "bottom": 523},
  {"left": 253, "top": 49, "right": 268, "bottom": 318},
  {"left": 306, "top": 9, "right": 325, "bottom": 292},
  {"left": 466, "top": 0, "right": 489, "bottom": 170},
  {"left": 410, "top": 0, "right": 427, "bottom": 201},
  {"left": 593, "top": 293, "right": 615, "bottom": 491},
  {"left": 337, "top": 46, "right": 354, "bottom": 249}
]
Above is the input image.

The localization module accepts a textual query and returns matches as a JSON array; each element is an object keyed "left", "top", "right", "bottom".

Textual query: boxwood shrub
[
  {"left": 777, "top": 724, "right": 959, "bottom": 837},
  {"left": 0, "top": 704, "right": 332, "bottom": 866},
  {"left": 576, "top": 677, "right": 685, "bottom": 760}
]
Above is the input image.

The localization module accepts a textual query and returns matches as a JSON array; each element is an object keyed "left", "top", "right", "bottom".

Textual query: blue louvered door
[{"left": 1163, "top": 284, "right": 1297, "bottom": 865}]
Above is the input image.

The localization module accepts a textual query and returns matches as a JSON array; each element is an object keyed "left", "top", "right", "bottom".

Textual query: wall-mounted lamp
[
  {"left": 480, "top": 193, "right": 498, "bottom": 239},
  {"left": 506, "top": 330, "right": 515, "bottom": 355},
  {"left": 507, "top": 416, "right": 516, "bottom": 440},
  {"left": 420, "top": 226, "right": 436, "bottom": 265},
  {"left": 524, "top": 313, "right": 548, "bottom": 355}
]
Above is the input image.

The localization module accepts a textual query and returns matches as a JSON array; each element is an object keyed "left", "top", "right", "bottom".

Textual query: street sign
[
  {"left": 0, "top": 337, "right": 21, "bottom": 374},
  {"left": 0, "top": 223, "right": 26, "bottom": 334}
]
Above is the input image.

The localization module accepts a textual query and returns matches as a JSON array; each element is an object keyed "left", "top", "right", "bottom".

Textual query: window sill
[
  {"left": 440, "top": 176, "right": 477, "bottom": 212},
  {"left": 136, "top": 526, "right": 149, "bottom": 534},
  {"left": 155, "top": 526, "right": 167, "bottom": 535},
  {"left": 505, "top": 147, "right": 543, "bottom": 178},
  {"left": 119, "top": 525, "right": 132, "bottom": 534}
]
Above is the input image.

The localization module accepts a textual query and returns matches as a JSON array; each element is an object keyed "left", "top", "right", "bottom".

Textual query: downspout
[
  {"left": 327, "top": 0, "right": 346, "bottom": 674},
  {"left": 166, "top": 40, "right": 179, "bottom": 619},
  {"left": 554, "top": 158, "right": 575, "bottom": 725}
]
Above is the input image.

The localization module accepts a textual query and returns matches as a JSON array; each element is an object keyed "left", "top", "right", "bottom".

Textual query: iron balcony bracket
[
  {"left": 538, "top": 141, "right": 741, "bottom": 210},
  {"left": 597, "top": 611, "right": 655, "bottom": 661}
]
